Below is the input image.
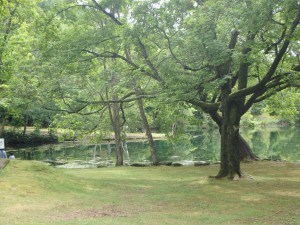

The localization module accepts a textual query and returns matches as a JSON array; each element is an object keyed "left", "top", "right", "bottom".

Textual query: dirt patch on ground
[
  {"left": 50, "top": 204, "right": 145, "bottom": 221},
  {"left": 63, "top": 207, "right": 126, "bottom": 220}
]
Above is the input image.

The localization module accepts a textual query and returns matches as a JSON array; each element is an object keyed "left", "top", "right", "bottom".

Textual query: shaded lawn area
[{"left": 0, "top": 160, "right": 299, "bottom": 225}]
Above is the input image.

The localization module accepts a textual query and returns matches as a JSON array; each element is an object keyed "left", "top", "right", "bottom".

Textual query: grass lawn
[{"left": 0, "top": 160, "right": 299, "bottom": 225}]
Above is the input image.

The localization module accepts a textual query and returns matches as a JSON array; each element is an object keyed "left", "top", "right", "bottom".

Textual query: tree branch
[
  {"left": 264, "top": 26, "right": 287, "bottom": 54},
  {"left": 120, "top": 102, "right": 126, "bottom": 127},
  {"left": 77, "top": 94, "right": 157, "bottom": 105},
  {"left": 229, "top": 10, "right": 300, "bottom": 102},
  {"left": 160, "top": 28, "right": 211, "bottom": 72},
  {"left": 46, "top": 4, "right": 96, "bottom": 25},
  {"left": 186, "top": 99, "right": 219, "bottom": 112},
  {"left": 82, "top": 49, "right": 164, "bottom": 82},
  {"left": 253, "top": 84, "right": 289, "bottom": 103},
  {"left": 91, "top": 0, "right": 123, "bottom": 26},
  {"left": 242, "top": 73, "right": 296, "bottom": 114},
  {"left": 136, "top": 38, "right": 165, "bottom": 83}
]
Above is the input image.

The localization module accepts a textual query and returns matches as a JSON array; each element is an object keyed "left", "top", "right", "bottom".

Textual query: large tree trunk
[
  {"left": 135, "top": 87, "right": 159, "bottom": 165},
  {"left": 215, "top": 100, "right": 242, "bottom": 179},
  {"left": 214, "top": 104, "right": 259, "bottom": 178},
  {"left": 208, "top": 105, "right": 258, "bottom": 163},
  {"left": 209, "top": 106, "right": 258, "bottom": 179},
  {"left": 107, "top": 93, "right": 123, "bottom": 166},
  {"left": 208, "top": 62, "right": 258, "bottom": 179}
]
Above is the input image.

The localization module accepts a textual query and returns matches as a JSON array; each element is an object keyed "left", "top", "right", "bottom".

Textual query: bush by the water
[{"left": 1, "top": 130, "right": 58, "bottom": 146}]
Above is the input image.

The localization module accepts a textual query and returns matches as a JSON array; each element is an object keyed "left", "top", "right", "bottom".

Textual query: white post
[
  {"left": 0, "top": 138, "right": 7, "bottom": 159},
  {"left": 0, "top": 138, "right": 4, "bottom": 149}
]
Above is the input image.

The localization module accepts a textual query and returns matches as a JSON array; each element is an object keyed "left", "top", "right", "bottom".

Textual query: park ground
[{"left": 0, "top": 160, "right": 299, "bottom": 225}]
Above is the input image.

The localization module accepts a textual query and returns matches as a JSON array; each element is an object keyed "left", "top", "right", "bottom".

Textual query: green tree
[
  {"left": 36, "top": 0, "right": 300, "bottom": 178},
  {"left": 35, "top": 0, "right": 164, "bottom": 166},
  {"left": 0, "top": 0, "right": 46, "bottom": 134},
  {"left": 265, "top": 89, "right": 300, "bottom": 124},
  {"left": 87, "top": 0, "right": 299, "bottom": 178},
  {"left": 128, "top": 0, "right": 300, "bottom": 178}
]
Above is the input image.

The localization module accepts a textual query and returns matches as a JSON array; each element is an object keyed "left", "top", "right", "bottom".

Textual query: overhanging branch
[
  {"left": 242, "top": 73, "right": 297, "bottom": 114},
  {"left": 186, "top": 99, "right": 219, "bottom": 112},
  {"left": 46, "top": 4, "right": 95, "bottom": 25},
  {"left": 77, "top": 94, "right": 157, "bottom": 105},
  {"left": 82, "top": 49, "right": 164, "bottom": 82},
  {"left": 91, "top": 0, "right": 123, "bottom": 26}
]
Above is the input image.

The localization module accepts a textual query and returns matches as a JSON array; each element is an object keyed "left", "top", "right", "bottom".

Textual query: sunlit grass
[{"left": 0, "top": 160, "right": 299, "bottom": 225}]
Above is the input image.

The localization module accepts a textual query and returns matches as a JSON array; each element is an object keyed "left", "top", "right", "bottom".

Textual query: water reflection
[
  {"left": 243, "top": 126, "right": 300, "bottom": 162},
  {"left": 7, "top": 126, "right": 300, "bottom": 167}
]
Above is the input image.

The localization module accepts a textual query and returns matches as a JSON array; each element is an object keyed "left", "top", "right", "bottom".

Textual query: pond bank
[{"left": 89, "top": 132, "right": 166, "bottom": 142}]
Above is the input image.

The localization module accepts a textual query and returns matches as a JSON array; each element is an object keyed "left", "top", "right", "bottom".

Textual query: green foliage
[
  {"left": 265, "top": 89, "right": 300, "bottom": 122},
  {"left": 240, "top": 112, "right": 255, "bottom": 128},
  {"left": 0, "top": 0, "right": 55, "bottom": 130},
  {"left": 250, "top": 102, "right": 266, "bottom": 116},
  {"left": 1, "top": 130, "right": 58, "bottom": 146}
]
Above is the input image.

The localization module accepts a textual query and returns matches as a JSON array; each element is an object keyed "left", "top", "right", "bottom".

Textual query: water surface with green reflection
[{"left": 7, "top": 126, "right": 300, "bottom": 167}]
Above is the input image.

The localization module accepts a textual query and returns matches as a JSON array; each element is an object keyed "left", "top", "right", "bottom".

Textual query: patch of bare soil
[{"left": 50, "top": 204, "right": 145, "bottom": 221}]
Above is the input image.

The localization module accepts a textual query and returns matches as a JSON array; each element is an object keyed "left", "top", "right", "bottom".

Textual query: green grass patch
[{"left": 0, "top": 160, "right": 300, "bottom": 225}]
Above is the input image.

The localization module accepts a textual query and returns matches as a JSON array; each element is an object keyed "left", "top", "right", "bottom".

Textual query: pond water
[{"left": 6, "top": 126, "right": 300, "bottom": 168}]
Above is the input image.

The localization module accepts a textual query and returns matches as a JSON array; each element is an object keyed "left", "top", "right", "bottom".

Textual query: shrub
[{"left": 0, "top": 130, "right": 58, "bottom": 147}]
